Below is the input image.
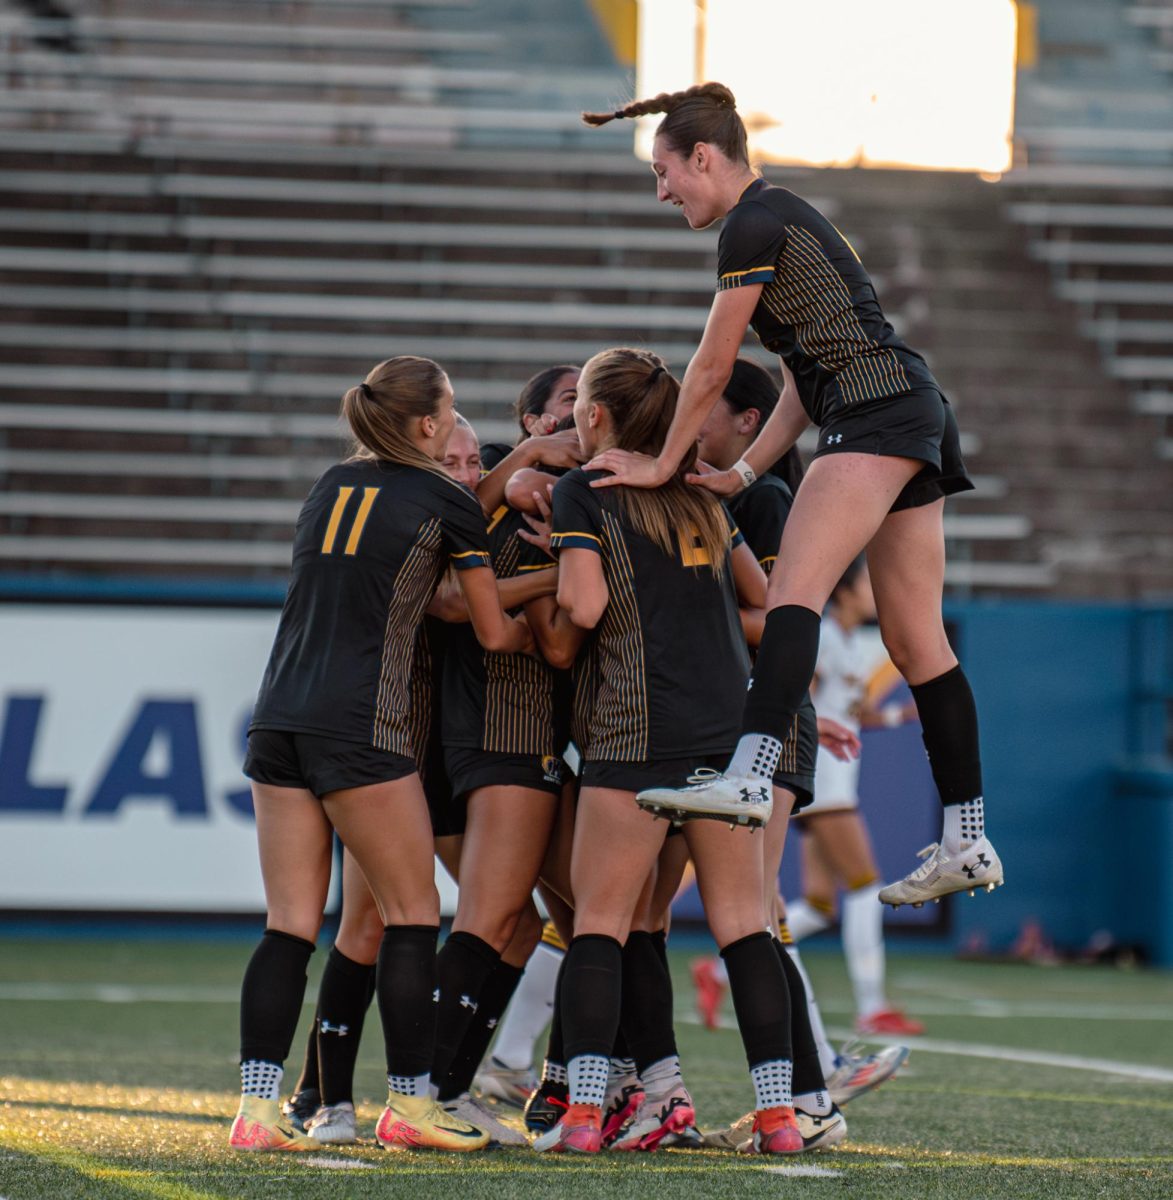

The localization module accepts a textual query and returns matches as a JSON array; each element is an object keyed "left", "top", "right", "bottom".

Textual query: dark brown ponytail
[{"left": 583, "top": 81, "right": 748, "bottom": 165}]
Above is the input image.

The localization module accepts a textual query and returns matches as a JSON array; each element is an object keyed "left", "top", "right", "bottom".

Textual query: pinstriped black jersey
[
  {"left": 549, "top": 468, "right": 750, "bottom": 764},
  {"left": 250, "top": 460, "right": 490, "bottom": 754},
  {"left": 441, "top": 504, "right": 566, "bottom": 757},
  {"left": 717, "top": 178, "right": 938, "bottom": 425},
  {"left": 726, "top": 473, "right": 794, "bottom": 576}
]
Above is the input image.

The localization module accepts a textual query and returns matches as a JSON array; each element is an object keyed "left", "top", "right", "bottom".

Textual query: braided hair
[{"left": 583, "top": 81, "right": 748, "bottom": 165}]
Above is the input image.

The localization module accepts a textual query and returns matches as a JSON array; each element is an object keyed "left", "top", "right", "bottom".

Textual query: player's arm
[
  {"left": 556, "top": 547, "right": 608, "bottom": 629},
  {"left": 688, "top": 359, "right": 809, "bottom": 497},
  {"left": 523, "top": 592, "right": 590, "bottom": 670},
  {"left": 456, "top": 565, "right": 534, "bottom": 654},
  {"left": 731, "top": 540, "right": 769, "bottom": 647},
  {"left": 585, "top": 285, "right": 762, "bottom": 489},
  {"left": 428, "top": 568, "right": 558, "bottom": 622},
  {"left": 505, "top": 468, "right": 558, "bottom": 515},
  {"left": 476, "top": 431, "right": 584, "bottom": 514}
]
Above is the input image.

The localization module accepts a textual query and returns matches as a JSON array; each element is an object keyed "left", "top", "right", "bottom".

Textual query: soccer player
[
  {"left": 531, "top": 347, "right": 804, "bottom": 1156},
  {"left": 478, "top": 364, "right": 581, "bottom": 472},
  {"left": 230, "top": 356, "right": 532, "bottom": 1154},
  {"left": 582, "top": 83, "right": 1002, "bottom": 909}
]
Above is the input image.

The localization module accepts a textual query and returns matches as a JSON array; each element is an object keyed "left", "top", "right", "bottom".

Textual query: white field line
[
  {"left": 677, "top": 1012, "right": 1173, "bottom": 1084},
  {"left": 812, "top": 997, "right": 1173, "bottom": 1021},
  {"left": 763, "top": 1166, "right": 844, "bottom": 1177},
  {"left": 3, "top": 981, "right": 1169, "bottom": 1024}
]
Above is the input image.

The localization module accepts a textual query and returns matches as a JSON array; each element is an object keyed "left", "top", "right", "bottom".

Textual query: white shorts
[{"left": 799, "top": 746, "right": 861, "bottom": 817}]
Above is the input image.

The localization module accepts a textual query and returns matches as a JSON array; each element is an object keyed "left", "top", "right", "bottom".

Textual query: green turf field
[{"left": 1, "top": 936, "right": 1170, "bottom": 1200}]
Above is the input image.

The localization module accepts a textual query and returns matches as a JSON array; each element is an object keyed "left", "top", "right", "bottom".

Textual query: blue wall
[{"left": 946, "top": 600, "right": 1171, "bottom": 963}]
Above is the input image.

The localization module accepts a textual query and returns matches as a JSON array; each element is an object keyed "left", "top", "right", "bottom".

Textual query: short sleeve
[
  {"left": 734, "top": 483, "right": 792, "bottom": 574},
  {"left": 440, "top": 481, "right": 492, "bottom": 570},
  {"left": 721, "top": 503, "right": 745, "bottom": 551},
  {"left": 549, "top": 469, "right": 604, "bottom": 555},
  {"left": 717, "top": 201, "right": 788, "bottom": 292}
]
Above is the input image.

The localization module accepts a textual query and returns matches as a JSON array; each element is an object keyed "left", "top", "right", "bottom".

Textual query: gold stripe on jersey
[
  {"left": 482, "top": 529, "right": 556, "bottom": 755},
  {"left": 587, "top": 510, "right": 649, "bottom": 762},
  {"left": 760, "top": 225, "right": 911, "bottom": 407},
  {"left": 372, "top": 517, "right": 445, "bottom": 754},
  {"left": 486, "top": 504, "right": 510, "bottom": 535},
  {"left": 408, "top": 625, "right": 434, "bottom": 767},
  {"left": 777, "top": 917, "right": 793, "bottom": 945},
  {"left": 320, "top": 486, "right": 354, "bottom": 555},
  {"left": 344, "top": 487, "right": 381, "bottom": 556},
  {"left": 541, "top": 920, "right": 567, "bottom": 952}
]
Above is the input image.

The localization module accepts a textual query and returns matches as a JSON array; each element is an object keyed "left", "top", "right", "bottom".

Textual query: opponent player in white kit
[{"left": 786, "top": 557, "right": 925, "bottom": 1037}]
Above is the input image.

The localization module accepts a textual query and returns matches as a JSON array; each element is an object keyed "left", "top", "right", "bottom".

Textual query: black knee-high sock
[
  {"left": 543, "top": 952, "right": 569, "bottom": 1076},
  {"left": 909, "top": 664, "right": 983, "bottom": 807},
  {"left": 240, "top": 928, "right": 315, "bottom": 1065},
  {"left": 720, "top": 931, "right": 792, "bottom": 1070},
  {"left": 439, "top": 959, "right": 525, "bottom": 1099},
  {"left": 292, "top": 1009, "right": 320, "bottom": 1095},
  {"left": 772, "top": 938, "right": 824, "bottom": 1097},
  {"left": 432, "top": 931, "right": 501, "bottom": 1101},
  {"left": 561, "top": 934, "right": 623, "bottom": 1064},
  {"left": 620, "top": 931, "right": 678, "bottom": 1074},
  {"left": 741, "top": 606, "right": 822, "bottom": 741},
  {"left": 316, "top": 945, "right": 377, "bottom": 1105},
  {"left": 376, "top": 924, "right": 439, "bottom": 1083}
]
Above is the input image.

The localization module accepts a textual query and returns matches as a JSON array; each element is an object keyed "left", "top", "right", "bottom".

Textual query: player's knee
[{"left": 264, "top": 909, "right": 323, "bottom": 945}]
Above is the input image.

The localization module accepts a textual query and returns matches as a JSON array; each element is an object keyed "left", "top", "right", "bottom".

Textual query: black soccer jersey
[
  {"left": 548, "top": 468, "right": 751, "bottom": 763},
  {"left": 441, "top": 504, "right": 566, "bottom": 757},
  {"left": 726, "top": 473, "right": 793, "bottom": 576},
  {"left": 717, "top": 179, "right": 938, "bottom": 426},
  {"left": 250, "top": 460, "right": 491, "bottom": 755}
]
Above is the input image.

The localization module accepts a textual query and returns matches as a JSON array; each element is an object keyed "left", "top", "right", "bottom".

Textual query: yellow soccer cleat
[
  {"left": 375, "top": 1090, "right": 490, "bottom": 1152},
  {"left": 229, "top": 1094, "right": 321, "bottom": 1152}
]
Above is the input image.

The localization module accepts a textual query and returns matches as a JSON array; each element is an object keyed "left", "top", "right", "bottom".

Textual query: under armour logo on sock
[
  {"left": 962, "top": 853, "right": 991, "bottom": 879},
  {"left": 486, "top": 1018, "right": 499, "bottom": 1030},
  {"left": 318, "top": 1020, "right": 349, "bottom": 1036},
  {"left": 459, "top": 995, "right": 478, "bottom": 1012},
  {"left": 432, "top": 988, "right": 440, "bottom": 1003}
]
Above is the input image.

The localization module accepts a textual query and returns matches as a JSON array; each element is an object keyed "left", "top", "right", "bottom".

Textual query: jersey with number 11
[{"left": 249, "top": 460, "right": 491, "bottom": 753}]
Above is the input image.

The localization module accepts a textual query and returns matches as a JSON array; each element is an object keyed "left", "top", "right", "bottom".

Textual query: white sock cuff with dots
[
  {"left": 541, "top": 1058, "right": 568, "bottom": 1086},
  {"left": 729, "top": 734, "right": 783, "bottom": 783},
  {"left": 567, "top": 1054, "right": 609, "bottom": 1107},
  {"left": 750, "top": 1059, "right": 793, "bottom": 1110},
  {"left": 943, "top": 796, "right": 984, "bottom": 850},
  {"left": 387, "top": 1072, "right": 430, "bottom": 1097},
  {"left": 240, "top": 1060, "right": 283, "bottom": 1101}
]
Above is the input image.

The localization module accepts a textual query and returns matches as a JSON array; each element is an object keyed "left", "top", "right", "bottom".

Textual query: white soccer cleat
[
  {"left": 636, "top": 770, "right": 773, "bottom": 829},
  {"left": 826, "top": 1044, "right": 909, "bottom": 1107},
  {"left": 473, "top": 1057, "right": 539, "bottom": 1110},
  {"left": 877, "top": 837, "right": 1004, "bottom": 909},
  {"left": 794, "top": 1104, "right": 847, "bottom": 1151},
  {"left": 443, "top": 1093, "right": 529, "bottom": 1147},
  {"left": 305, "top": 1101, "right": 357, "bottom": 1144}
]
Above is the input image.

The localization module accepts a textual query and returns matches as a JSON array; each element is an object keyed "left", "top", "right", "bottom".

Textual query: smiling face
[
  {"left": 440, "top": 419, "right": 481, "bottom": 489},
  {"left": 651, "top": 133, "right": 728, "bottom": 230}
]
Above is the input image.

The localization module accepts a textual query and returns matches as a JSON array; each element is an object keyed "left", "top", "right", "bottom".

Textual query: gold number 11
[{"left": 320, "top": 486, "right": 381, "bottom": 556}]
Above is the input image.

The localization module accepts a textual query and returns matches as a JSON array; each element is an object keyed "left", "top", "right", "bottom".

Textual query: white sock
[
  {"left": 784, "top": 944, "right": 837, "bottom": 1078},
  {"left": 640, "top": 1054, "right": 683, "bottom": 1094},
  {"left": 491, "top": 941, "right": 562, "bottom": 1071},
  {"left": 240, "top": 1059, "right": 282, "bottom": 1101},
  {"left": 793, "top": 1088, "right": 831, "bottom": 1116},
  {"left": 608, "top": 1056, "right": 637, "bottom": 1084},
  {"left": 728, "top": 733, "right": 783, "bottom": 782},
  {"left": 786, "top": 898, "right": 833, "bottom": 942},
  {"left": 387, "top": 1072, "right": 430, "bottom": 1097},
  {"left": 567, "top": 1054, "right": 609, "bottom": 1107},
  {"left": 942, "top": 796, "right": 984, "bottom": 852},
  {"left": 750, "top": 1059, "right": 793, "bottom": 1110},
  {"left": 541, "top": 1059, "right": 568, "bottom": 1085},
  {"left": 842, "top": 884, "right": 886, "bottom": 1019}
]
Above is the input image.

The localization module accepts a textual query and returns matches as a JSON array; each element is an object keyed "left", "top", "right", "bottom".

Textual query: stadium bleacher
[{"left": 0, "top": 0, "right": 1169, "bottom": 594}]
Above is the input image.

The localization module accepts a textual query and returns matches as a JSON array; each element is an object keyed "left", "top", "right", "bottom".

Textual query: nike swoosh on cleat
[{"left": 435, "top": 1124, "right": 486, "bottom": 1138}]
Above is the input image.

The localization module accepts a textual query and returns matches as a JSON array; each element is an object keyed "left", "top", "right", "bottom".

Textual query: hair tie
[
  {"left": 648, "top": 365, "right": 666, "bottom": 384},
  {"left": 613, "top": 109, "right": 627, "bottom": 120},
  {"left": 359, "top": 382, "right": 373, "bottom": 400}
]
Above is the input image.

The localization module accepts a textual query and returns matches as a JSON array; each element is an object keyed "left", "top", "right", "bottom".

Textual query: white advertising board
[{"left": 0, "top": 605, "right": 458, "bottom": 914}]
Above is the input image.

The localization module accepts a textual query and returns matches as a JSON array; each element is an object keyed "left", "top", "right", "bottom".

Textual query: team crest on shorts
[{"left": 541, "top": 755, "right": 564, "bottom": 785}]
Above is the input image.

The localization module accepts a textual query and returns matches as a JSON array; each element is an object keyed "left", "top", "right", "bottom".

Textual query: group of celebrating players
[{"left": 227, "top": 82, "right": 1004, "bottom": 1159}]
